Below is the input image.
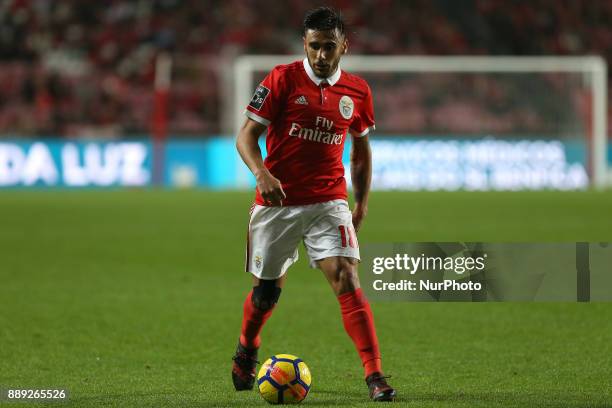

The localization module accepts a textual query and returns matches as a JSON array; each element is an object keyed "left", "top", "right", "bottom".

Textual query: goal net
[{"left": 232, "top": 55, "right": 608, "bottom": 190}]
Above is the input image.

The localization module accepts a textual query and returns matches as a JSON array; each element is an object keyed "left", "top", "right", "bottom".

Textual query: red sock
[
  {"left": 239, "top": 290, "right": 275, "bottom": 349},
  {"left": 338, "top": 288, "right": 382, "bottom": 378}
]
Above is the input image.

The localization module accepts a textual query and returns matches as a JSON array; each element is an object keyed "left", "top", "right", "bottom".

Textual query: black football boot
[
  {"left": 366, "top": 372, "right": 396, "bottom": 402},
  {"left": 231, "top": 341, "right": 259, "bottom": 391}
]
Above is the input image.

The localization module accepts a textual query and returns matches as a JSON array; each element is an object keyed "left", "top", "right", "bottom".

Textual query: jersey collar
[{"left": 302, "top": 58, "right": 341, "bottom": 86}]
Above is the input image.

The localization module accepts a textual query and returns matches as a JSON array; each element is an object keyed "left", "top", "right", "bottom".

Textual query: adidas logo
[{"left": 294, "top": 95, "right": 308, "bottom": 105}]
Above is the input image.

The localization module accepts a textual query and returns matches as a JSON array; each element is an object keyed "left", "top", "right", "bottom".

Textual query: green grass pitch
[{"left": 1, "top": 190, "right": 611, "bottom": 407}]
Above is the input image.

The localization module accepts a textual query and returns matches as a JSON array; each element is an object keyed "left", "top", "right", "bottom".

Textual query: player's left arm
[
  {"left": 350, "top": 83, "right": 375, "bottom": 232},
  {"left": 350, "top": 135, "right": 372, "bottom": 232}
]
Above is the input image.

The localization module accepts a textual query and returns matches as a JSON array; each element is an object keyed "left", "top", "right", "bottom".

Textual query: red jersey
[{"left": 245, "top": 58, "right": 375, "bottom": 206}]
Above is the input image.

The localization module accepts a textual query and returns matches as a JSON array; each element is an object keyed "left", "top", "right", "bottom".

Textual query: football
[{"left": 257, "top": 354, "right": 312, "bottom": 404}]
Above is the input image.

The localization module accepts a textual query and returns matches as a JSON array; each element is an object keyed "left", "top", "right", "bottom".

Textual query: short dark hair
[{"left": 303, "top": 7, "right": 345, "bottom": 36}]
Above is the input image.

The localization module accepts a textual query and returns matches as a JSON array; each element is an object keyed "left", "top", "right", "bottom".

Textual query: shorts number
[{"left": 338, "top": 225, "right": 357, "bottom": 248}]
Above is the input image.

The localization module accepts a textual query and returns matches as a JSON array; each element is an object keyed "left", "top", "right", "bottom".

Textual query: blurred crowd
[{"left": 0, "top": 0, "right": 610, "bottom": 137}]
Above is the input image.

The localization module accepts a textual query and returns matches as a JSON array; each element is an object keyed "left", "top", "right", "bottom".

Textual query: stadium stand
[{"left": 0, "top": 0, "right": 610, "bottom": 137}]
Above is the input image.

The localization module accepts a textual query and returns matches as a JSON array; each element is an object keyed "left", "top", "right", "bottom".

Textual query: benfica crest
[{"left": 339, "top": 95, "right": 354, "bottom": 120}]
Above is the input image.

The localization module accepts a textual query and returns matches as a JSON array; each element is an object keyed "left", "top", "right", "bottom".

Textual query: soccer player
[{"left": 231, "top": 7, "right": 396, "bottom": 402}]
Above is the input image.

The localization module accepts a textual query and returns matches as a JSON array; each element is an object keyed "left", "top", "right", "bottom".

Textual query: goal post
[{"left": 232, "top": 55, "right": 608, "bottom": 189}]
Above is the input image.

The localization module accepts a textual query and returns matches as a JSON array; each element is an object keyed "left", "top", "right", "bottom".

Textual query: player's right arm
[{"left": 236, "top": 118, "right": 286, "bottom": 206}]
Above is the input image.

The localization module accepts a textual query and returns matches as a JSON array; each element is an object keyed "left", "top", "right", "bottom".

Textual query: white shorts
[{"left": 245, "top": 199, "right": 360, "bottom": 280}]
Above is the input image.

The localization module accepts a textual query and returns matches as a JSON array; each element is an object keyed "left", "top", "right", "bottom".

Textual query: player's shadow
[{"left": 305, "top": 388, "right": 368, "bottom": 406}]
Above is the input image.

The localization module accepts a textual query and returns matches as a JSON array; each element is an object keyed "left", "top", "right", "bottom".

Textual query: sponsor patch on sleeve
[{"left": 248, "top": 85, "right": 270, "bottom": 111}]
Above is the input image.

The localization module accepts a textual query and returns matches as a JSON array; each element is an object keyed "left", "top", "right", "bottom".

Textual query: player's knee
[
  {"left": 331, "top": 258, "right": 359, "bottom": 295},
  {"left": 252, "top": 279, "right": 282, "bottom": 311}
]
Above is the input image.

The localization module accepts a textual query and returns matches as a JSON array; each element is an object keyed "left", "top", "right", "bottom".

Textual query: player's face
[{"left": 303, "top": 28, "right": 347, "bottom": 78}]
